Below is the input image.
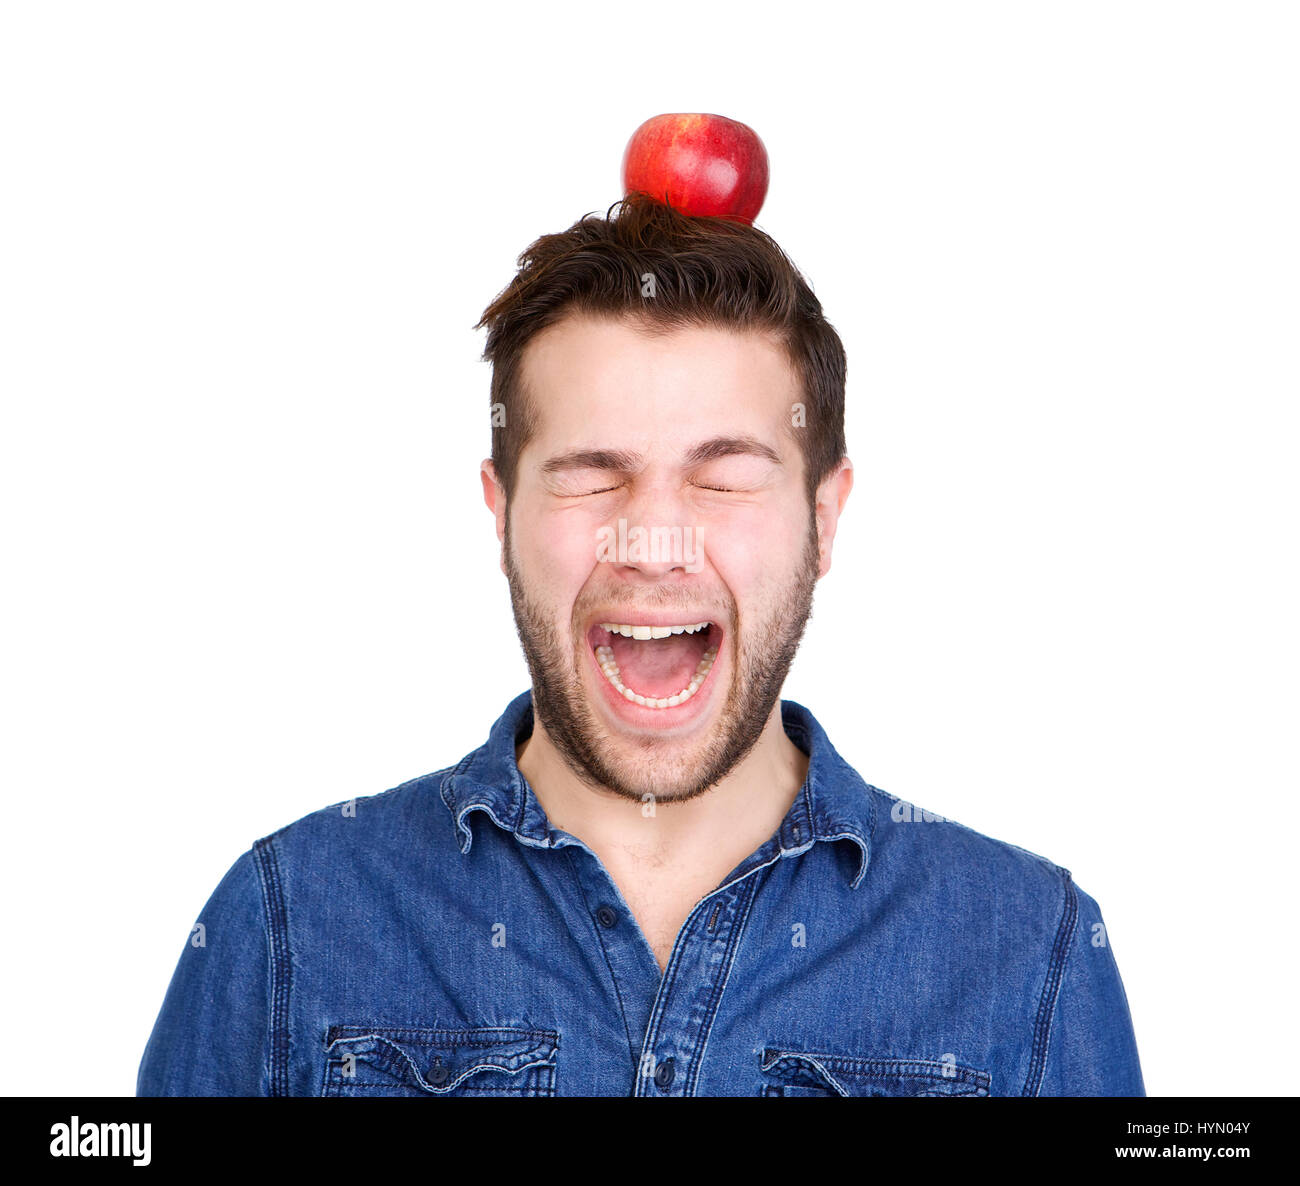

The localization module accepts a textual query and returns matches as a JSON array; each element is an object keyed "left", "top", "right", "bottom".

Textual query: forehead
[{"left": 518, "top": 314, "right": 799, "bottom": 449}]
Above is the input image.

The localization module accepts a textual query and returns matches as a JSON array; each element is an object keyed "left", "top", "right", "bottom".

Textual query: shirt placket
[
  {"left": 560, "top": 835, "right": 777, "bottom": 1097},
  {"left": 632, "top": 871, "right": 765, "bottom": 1097}
]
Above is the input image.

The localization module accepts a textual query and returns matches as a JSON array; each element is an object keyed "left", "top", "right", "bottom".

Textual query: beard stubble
[{"left": 504, "top": 511, "right": 820, "bottom": 804}]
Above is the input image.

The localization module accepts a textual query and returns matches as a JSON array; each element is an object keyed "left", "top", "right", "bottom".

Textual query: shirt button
[
  {"left": 596, "top": 905, "right": 618, "bottom": 928},
  {"left": 427, "top": 1061, "right": 449, "bottom": 1086},
  {"left": 654, "top": 1057, "right": 676, "bottom": 1090}
]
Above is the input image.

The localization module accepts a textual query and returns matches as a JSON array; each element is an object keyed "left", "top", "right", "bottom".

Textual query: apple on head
[{"left": 621, "top": 113, "right": 769, "bottom": 224}]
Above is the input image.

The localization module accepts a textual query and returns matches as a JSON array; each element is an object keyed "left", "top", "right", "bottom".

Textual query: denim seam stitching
[
  {"left": 684, "top": 870, "right": 764, "bottom": 1097},
  {"left": 325, "top": 1026, "right": 557, "bottom": 1047},
  {"left": 1022, "top": 869, "right": 1077, "bottom": 1096},
  {"left": 252, "top": 835, "right": 292, "bottom": 1098},
  {"left": 764, "top": 1049, "right": 989, "bottom": 1079}
]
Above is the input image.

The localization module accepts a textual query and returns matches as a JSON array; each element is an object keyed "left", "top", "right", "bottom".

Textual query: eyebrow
[
  {"left": 539, "top": 448, "right": 642, "bottom": 476},
  {"left": 539, "top": 436, "right": 782, "bottom": 476},
  {"left": 683, "top": 435, "right": 783, "bottom": 467}
]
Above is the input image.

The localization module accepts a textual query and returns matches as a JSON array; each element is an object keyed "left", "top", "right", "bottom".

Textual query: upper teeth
[{"left": 598, "top": 622, "right": 709, "bottom": 640}]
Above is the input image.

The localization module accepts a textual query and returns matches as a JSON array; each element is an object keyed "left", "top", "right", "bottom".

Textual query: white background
[{"left": 2, "top": 1, "right": 1295, "bottom": 1096}]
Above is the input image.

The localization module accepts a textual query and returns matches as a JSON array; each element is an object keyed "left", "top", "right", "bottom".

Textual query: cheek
[
  {"left": 512, "top": 505, "right": 602, "bottom": 595},
  {"left": 704, "top": 504, "right": 808, "bottom": 597}
]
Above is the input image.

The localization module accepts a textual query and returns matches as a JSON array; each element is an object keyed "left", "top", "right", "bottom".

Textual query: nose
[{"left": 602, "top": 480, "right": 705, "bottom": 582}]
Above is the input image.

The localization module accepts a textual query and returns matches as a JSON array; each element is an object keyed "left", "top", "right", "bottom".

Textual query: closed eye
[{"left": 546, "top": 475, "right": 627, "bottom": 498}]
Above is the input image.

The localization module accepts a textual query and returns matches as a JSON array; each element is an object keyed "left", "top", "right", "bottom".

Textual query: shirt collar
[{"left": 440, "top": 690, "right": 874, "bottom": 888}]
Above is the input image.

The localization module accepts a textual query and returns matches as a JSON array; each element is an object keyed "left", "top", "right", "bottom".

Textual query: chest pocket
[
  {"left": 321, "top": 1025, "right": 559, "bottom": 1097},
  {"left": 759, "top": 1048, "right": 991, "bottom": 1097}
]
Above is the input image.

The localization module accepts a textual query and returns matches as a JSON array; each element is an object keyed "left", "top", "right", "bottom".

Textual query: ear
[
  {"left": 480, "top": 459, "right": 508, "bottom": 575},
  {"left": 813, "top": 458, "right": 854, "bottom": 578}
]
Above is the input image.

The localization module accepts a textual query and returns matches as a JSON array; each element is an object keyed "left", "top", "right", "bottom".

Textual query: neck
[{"left": 515, "top": 700, "right": 809, "bottom": 869}]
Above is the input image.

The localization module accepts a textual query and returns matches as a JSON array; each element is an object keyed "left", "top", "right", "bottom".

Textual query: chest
[{"left": 606, "top": 862, "right": 731, "bottom": 974}]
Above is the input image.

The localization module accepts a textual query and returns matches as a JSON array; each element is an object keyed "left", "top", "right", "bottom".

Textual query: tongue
[{"left": 607, "top": 631, "right": 707, "bottom": 699}]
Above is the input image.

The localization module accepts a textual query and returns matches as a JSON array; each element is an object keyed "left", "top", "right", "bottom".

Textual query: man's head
[{"left": 476, "top": 195, "right": 852, "bottom": 804}]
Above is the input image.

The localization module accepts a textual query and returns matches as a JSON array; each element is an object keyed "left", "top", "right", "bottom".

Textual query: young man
[{"left": 138, "top": 196, "right": 1144, "bottom": 1097}]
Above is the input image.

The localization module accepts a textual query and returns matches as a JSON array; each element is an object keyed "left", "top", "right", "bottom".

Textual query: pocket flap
[
  {"left": 761, "top": 1048, "right": 990, "bottom": 1097},
  {"left": 323, "top": 1025, "right": 559, "bottom": 1095}
]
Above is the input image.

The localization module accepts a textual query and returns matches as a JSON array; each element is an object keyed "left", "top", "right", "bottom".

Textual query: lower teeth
[{"left": 594, "top": 644, "right": 717, "bottom": 709}]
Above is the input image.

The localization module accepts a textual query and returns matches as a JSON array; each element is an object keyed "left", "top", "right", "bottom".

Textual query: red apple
[{"left": 622, "top": 113, "right": 769, "bottom": 224}]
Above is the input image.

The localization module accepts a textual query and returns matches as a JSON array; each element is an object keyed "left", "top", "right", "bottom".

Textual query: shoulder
[
  {"left": 861, "top": 782, "right": 1079, "bottom": 938},
  {"left": 247, "top": 764, "right": 460, "bottom": 874}
]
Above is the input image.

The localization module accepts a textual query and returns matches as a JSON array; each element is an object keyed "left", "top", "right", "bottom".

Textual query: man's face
[{"left": 492, "top": 314, "right": 824, "bottom": 805}]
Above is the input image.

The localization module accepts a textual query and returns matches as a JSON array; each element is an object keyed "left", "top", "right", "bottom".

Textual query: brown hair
[{"left": 475, "top": 192, "right": 846, "bottom": 503}]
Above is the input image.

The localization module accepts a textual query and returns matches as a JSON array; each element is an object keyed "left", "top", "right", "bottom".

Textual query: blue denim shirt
[{"left": 138, "top": 691, "right": 1144, "bottom": 1097}]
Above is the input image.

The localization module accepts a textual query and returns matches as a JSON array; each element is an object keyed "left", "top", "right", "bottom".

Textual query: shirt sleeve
[
  {"left": 1035, "top": 882, "right": 1145, "bottom": 1096},
  {"left": 136, "top": 848, "right": 272, "bottom": 1096}
]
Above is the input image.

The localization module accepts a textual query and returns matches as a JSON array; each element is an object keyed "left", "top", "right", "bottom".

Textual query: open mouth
[{"left": 587, "top": 620, "right": 720, "bottom": 710}]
